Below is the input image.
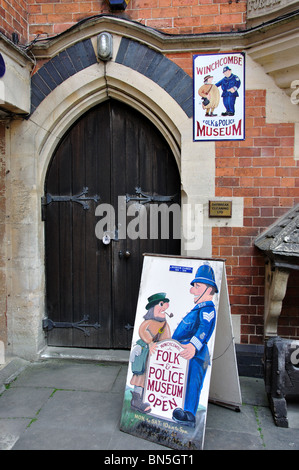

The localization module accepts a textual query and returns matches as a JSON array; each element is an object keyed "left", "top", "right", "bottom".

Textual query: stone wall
[
  {"left": 0, "top": 3, "right": 298, "bottom": 360},
  {"left": 0, "top": 122, "right": 6, "bottom": 363}
]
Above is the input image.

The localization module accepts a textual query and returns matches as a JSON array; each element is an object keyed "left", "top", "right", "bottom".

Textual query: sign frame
[
  {"left": 193, "top": 52, "right": 245, "bottom": 142},
  {"left": 120, "top": 254, "right": 241, "bottom": 450}
]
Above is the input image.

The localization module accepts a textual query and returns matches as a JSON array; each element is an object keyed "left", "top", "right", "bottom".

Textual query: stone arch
[
  {"left": 7, "top": 29, "right": 199, "bottom": 359},
  {"left": 30, "top": 34, "right": 194, "bottom": 183},
  {"left": 30, "top": 37, "right": 193, "bottom": 118},
  {"left": 31, "top": 39, "right": 195, "bottom": 191}
]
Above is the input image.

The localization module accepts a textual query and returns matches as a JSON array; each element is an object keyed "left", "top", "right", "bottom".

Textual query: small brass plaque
[{"left": 209, "top": 200, "right": 232, "bottom": 218}]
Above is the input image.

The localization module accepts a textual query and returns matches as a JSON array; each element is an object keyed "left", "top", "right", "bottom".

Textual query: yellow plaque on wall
[{"left": 209, "top": 200, "right": 232, "bottom": 218}]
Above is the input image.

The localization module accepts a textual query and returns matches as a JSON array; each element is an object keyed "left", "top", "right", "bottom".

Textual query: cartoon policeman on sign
[
  {"left": 172, "top": 264, "right": 218, "bottom": 427},
  {"left": 216, "top": 66, "right": 241, "bottom": 116}
]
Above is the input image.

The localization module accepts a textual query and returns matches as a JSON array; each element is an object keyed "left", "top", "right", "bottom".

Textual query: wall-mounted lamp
[
  {"left": 106, "top": 0, "right": 130, "bottom": 10},
  {"left": 0, "top": 53, "right": 6, "bottom": 78},
  {"left": 97, "top": 32, "right": 113, "bottom": 62}
]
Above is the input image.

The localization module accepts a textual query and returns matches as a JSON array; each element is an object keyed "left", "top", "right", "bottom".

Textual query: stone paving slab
[
  {"left": 256, "top": 405, "right": 299, "bottom": 450},
  {"left": 0, "top": 358, "right": 299, "bottom": 451},
  {"left": 0, "top": 386, "right": 52, "bottom": 418},
  {"left": 204, "top": 402, "right": 264, "bottom": 450},
  {"left": 0, "top": 419, "right": 31, "bottom": 450},
  {"left": 10, "top": 360, "right": 123, "bottom": 392}
]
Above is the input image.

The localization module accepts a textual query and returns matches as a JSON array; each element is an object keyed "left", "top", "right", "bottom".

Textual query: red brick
[
  {"left": 238, "top": 157, "right": 253, "bottom": 167},
  {"left": 275, "top": 147, "right": 294, "bottom": 157},
  {"left": 215, "top": 188, "right": 233, "bottom": 197},
  {"left": 275, "top": 125, "right": 295, "bottom": 136},
  {"left": 233, "top": 187, "right": 259, "bottom": 197},
  {"left": 229, "top": 295, "right": 250, "bottom": 305},
  {"left": 219, "top": 246, "right": 232, "bottom": 257},
  {"left": 249, "top": 335, "right": 263, "bottom": 345},
  {"left": 216, "top": 177, "right": 239, "bottom": 187},
  {"left": 233, "top": 227, "right": 260, "bottom": 237},
  {"left": 215, "top": 13, "right": 243, "bottom": 24},
  {"left": 213, "top": 236, "right": 238, "bottom": 246},
  {"left": 254, "top": 137, "right": 281, "bottom": 147},
  {"left": 235, "top": 147, "right": 261, "bottom": 157},
  {"left": 192, "top": 5, "right": 219, "bottom": 15},
  {"left": 253, "top": 177, "right": 281, "bottom": 187},
  {"left": 235, "top": 167, "right": 261, "bottom": 177}
]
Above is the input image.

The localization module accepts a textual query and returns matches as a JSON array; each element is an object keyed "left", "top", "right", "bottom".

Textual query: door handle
[{"left": 118, "top": 250, "right": 131, "bottom": 259}]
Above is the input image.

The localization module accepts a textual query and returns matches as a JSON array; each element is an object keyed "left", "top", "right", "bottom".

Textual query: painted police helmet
[{"left": 190, "top": 264, "right": 218, "bottom": 293}]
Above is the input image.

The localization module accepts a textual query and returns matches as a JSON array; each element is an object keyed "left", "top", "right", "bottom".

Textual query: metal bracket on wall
[{"left": 43, "top": 315, "right": 101, "bottom": 337}]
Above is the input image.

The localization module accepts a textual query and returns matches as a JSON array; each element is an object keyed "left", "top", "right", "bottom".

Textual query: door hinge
[
  {"left": 43, "top": 315, "right": 101, "bottom": 337},
  {"left": 126, "top": 187, "right": 177, "bottom": 204},
  {"left": 41, "top": 187, "right": 100, "bottom": 220}
]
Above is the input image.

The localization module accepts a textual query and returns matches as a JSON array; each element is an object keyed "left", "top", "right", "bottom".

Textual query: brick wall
[
  {"left": 213, "top": 89, "right": 299, "bottom": 345},
  {"left": 126, "top": 0, "right": 247, "bottom": 35},
  {"left": 24, "top": 0, "right": 247, "bottom": 42},
  {"left": 0, "top": 0, "right": 28, "bottom": 44},
  {"left": 0, "top": 0, "right": 248, "bottom": 45}
]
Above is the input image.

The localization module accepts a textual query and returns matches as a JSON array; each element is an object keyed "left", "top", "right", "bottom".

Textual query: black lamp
[{"left": 107, "top": 0, "right": 129, "bottom": 10}]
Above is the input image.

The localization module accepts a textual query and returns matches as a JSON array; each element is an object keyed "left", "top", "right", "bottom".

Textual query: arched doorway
[{"left": 43, "top": 99, "right": 181, "bottom": 349}]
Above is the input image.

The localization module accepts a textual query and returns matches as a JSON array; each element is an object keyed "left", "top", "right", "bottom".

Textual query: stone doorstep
[
  {"left": 40, "top": 346, "right": 130, "bottom": 364},
  {"left": 0, "top": 357, "right": 30, "bottom": 393}
]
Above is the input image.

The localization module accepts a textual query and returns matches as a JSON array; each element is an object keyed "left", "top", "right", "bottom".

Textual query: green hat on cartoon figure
[{"left": 146, "top": 293, "right": 170, "bottom": 310}]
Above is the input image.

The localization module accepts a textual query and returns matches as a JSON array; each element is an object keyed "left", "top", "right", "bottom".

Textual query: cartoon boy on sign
[
  {"left": 129, "top": 293, "right": 172, "bottom": 413},
  {"left": 172, "top": 264, "right": 218, "bottom": 427}
]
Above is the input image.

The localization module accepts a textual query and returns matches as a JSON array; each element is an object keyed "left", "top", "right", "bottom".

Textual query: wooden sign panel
[
  {"left": 120, "top": 254, "right": 241, "bottom": 450},
  {"left": 143, "top": 339, "right": 189, "bottom": 421}
]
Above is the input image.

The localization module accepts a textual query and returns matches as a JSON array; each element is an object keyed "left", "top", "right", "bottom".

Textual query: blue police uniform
[
  {"left": 171, "top": 264, "right": 218, "bottom": 427},
  {"left": 172, "top": 300, "right": 216, "bottom": 418},
  {"left": 216, "top": 69, "right": 241, "bottom": 115}
]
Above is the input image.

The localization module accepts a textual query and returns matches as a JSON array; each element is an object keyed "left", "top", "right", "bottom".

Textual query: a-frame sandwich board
[{"left": 120, "top": 254, "right": 242, "bottom": 450}]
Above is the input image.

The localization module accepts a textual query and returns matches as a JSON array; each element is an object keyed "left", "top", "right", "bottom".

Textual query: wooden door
[{"left": 43, "top": 99, "right": 180, "bottom": 349}]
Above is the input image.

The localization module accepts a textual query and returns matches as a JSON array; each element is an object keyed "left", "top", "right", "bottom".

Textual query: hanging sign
[
  {"left": 193, "top": 52, "right": 245, "bottom": 142},
  {"left": 120, "top": 254, "right": 241, "bottom": 450}
]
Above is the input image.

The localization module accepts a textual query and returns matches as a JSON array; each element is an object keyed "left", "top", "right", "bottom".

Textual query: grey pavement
[{"left": 0, "top": 352, "right": 299, "bottom": 451}]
